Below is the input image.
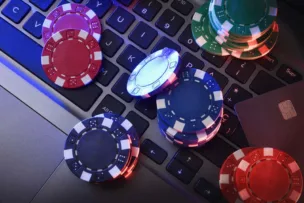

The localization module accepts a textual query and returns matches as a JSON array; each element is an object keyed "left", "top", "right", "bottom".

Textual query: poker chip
[
  {"left": 235, "top": 147, "right": 303, "bottom": 202},
  {"left": 157, "top": 108, "right": 223, "bottom": 147},
  {"left": 191, "top": 2, "right": 230, "bottom": 56},
  {"left": 42, "top": 3, "right": 101, "bottom": 44},
  {"left": 41, "top": 29, "right": 102, "bottom": 89},
  {"left": 213, "top": 20, "right": 274, "bottom": 52},
  {"left": 156, "top": 68, "right": 223, "bottom": 133},
  {"left": 95, "top": 113, "right": 140, "bottom": 178},
  {"left": 189, "top": 0, "right": 280, "bottom": 60},
  {"left": 127, "top": 47, "right": 181, "bottom": 98},
  {"left": 219, "top": 148, "right": 256, "bottom": 203},
  {"left": 158, "top": 121, "right": 174, "bottom": 145},
  {"left": 212, "top": 0, "right": 277, "bottom": 39},
  {"left": 231, "top": 22, "right": 279, "bottom": 60},
  {"left": 64, "top": 117, "right": 131, "bottom": 183}
]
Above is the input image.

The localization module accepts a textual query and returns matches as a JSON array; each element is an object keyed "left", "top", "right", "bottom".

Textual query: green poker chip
[
  {"left": 231, "top": 22, "right": 279, "bottom": 60},
  {"left": 215, "top": 22, "right": 274, "bottom": 52},
  {"left": 191, "top": 2, "right": 230, "bottom": 56},
  {"left": 212, "top": 0, "right": 278, "bottom": 38}
]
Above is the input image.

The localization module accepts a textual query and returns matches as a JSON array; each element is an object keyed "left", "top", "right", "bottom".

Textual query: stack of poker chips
[
  {"left": 220, "top": 147, "right": 303, "bottom": 202},
  {"left": 156, "top": 68, "right": 223, "bottom": 148},
  {"left": 64, "top": 113, "right": 140, "bottom": 183},
  {"left": 191, "top": 0, "right": 279, "bottom": 60},
  {"left": 127, "top": 48, "right": 224, "bottom": 148},
  {"left": 40, "top": 3, "right": 103, "bottom": 89}
]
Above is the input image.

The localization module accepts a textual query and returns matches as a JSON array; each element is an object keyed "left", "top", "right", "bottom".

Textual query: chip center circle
[
  {"left": 53, "top": 39, "right": 90, "bottom": 76},
  {"left": 226, "top": 0, "right": 266, "bottom": 25},
  {"left": 53, "top": 14, "right": 91, "bottom": 35},
  {"left": 249, "top": 160, "right": 290, "bottom": 201},
  {"left": 136, "top": 57, "right": 168, "bottom": 87},
  {"left": 171, "top": 80, "right": 210, "bottom": 121},
  {"left": 77, "top": 129, "right": 117, "bottom": 170}
]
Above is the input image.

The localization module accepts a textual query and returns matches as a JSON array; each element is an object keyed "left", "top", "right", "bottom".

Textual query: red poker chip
[
  {"left": 235, "top": 148, "right": 303, "bottom": 202},
  {"left": 219, "top": 147, "right": 256, "bottom": 203},
  {"left": 41, "top": 29, "right": 102, "bottom": 89},
  {"left": 42, "top": 3, "right": 102, "bottom": 44}
]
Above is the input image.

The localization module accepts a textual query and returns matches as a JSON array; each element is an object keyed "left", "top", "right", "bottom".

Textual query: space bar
[{"left": 0, "top": 18, "right": 102, "bottom": 111}]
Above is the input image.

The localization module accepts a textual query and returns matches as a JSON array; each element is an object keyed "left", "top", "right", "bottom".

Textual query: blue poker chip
[
  {"left": 94, "top": 113, "right": 140, "bottom": 178},
  {"left": 157, "top": 68, "right": 223, "bottom": 133},
  {"left": 157, "top": 109, "right": 223, "bottom": 147},
  {"left": 127, "top": 47, "right": 181, "bottom": 98},
  {"left": 64, "top": 117, "right": 131, "bottom": 183},
  {"left": 158, "top": 122, "right": 175, "bottom": 145}
]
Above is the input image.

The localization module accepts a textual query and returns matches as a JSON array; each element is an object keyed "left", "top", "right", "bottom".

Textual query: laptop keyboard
[{"left": 0, "top": 0, "right": 303, "bottom": 202}]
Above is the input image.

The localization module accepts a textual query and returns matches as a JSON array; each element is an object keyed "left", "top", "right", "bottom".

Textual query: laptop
[{"left": 0, "top": 0, "right": 303, "bottom": 202}]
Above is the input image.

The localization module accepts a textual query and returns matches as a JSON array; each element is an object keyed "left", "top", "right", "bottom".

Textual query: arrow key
[
  {"left": 167, "top": 159, "right": 195, "bottom": 184},
  {"left": 174, "top": 149, "right": 203, "bottom": 173},
  {"left": 23, "top": 12, "right": 45, "bottom": 39},
  {"left": 141, "top": 139, "right": 168, "bottom": 164}
]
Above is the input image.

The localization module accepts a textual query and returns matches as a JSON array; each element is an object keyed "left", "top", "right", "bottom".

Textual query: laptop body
[{"left": 0, "top": 0, "right": 303, "bottom": 202}]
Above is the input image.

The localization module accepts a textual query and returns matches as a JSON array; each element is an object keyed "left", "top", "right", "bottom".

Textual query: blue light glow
[{"left": 0, "top": 56, "right": 66, "bottom": 108}]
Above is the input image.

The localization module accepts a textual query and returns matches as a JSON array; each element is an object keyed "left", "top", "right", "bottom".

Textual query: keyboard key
[
  {"left": 224, "top": 84, "right": 252, "bottom": 109},
  {"left": 206, "top": 68, "right": 228, "bottom": 90},
  {"left": 141, "top": 139, "right": 168, "bottom": 164},
  {"left": 167, "top": 159, "right": 195, "bottom": 184},
  {"left": 219, "top": 109, "right": 238, "bottom": 137},
  {"left": 133, "top": 0, "right": 162, "bottom": 21},
  {"left": 96, "top": 59, "right": 119, "bottom": 86},
  {"left": 174, "top": 149, "right": 203, "bottom": 172},
  {"left": 195, "top": 136, "right": 236, "bottom": 167},
  {"left": 181, "top": 52, "right": 204, "bottom": 70},
  {"left": 30, "top": 0, "right": 55, "bottom": 11},
  {"left": 58, "top": 0, "right": 69, "bottom": 6},
  {"left": 86, "top": 0, "right": 112, "bottom": 18},
  {"left": 100, "top": 29, "right": 124, "bottom": 57},
  {"left": 111, "top": 73, "right": 133, "bottom": 103},
  {"left": 201, "top": 50, "right": 228, "bottom": 68},
  {"left": 226, "top": 59, "right": 256, "bottom": 84},
  {"left": 277, "top": 64, "right": 303, "bottom": 84},
  {"left": 255, "top": 54, "right": 278, "bottom": 71},
  {"left": 2, "top": 0, "right": 30, "bottom": 23},
  {"left": 178, "top": 25, "right": 200, "bottom": 52},
  {"left": 0, "top": 18, "right": 102, "bottom": 111},
  {"left": 117, "top": 45, "right": 146, "bottom": 72},
  {"left": 229, "top": 125, "right": 249, "bottom": 148},
  {"left": 135, "top": 96, "right": 157, "bottom": 119},
  {"left": 171, "top": 0, "right": 193, "bottom": 15},
  {"left": 126, "top": 111, "right": 149, "bottom": 137},
  {"left": 129, "top": 22, "right": 158, "bottom": 49},
  {"left": 92, "top": 95, "right": 126, "bottom": 116},
  {"left": 117, "top": 0, "right": 133, "bottom": 6},
  {"left": 152, "top": 37, "right": 181, "bottom": 53},
  {"left": 156, "top": 9, "right": 185, "bottom": 36},
  {"left": 23, "top": 12, "right": 45, "bottom": 39},
  {"left": 194, "top": 178, "right": 225, "bottom": 202},
  {"left": 107, "top": 7, "right": 135, "bottom": 34},
  {"left": 250, "top": 71, "right": 285, "bottom": 95}
]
